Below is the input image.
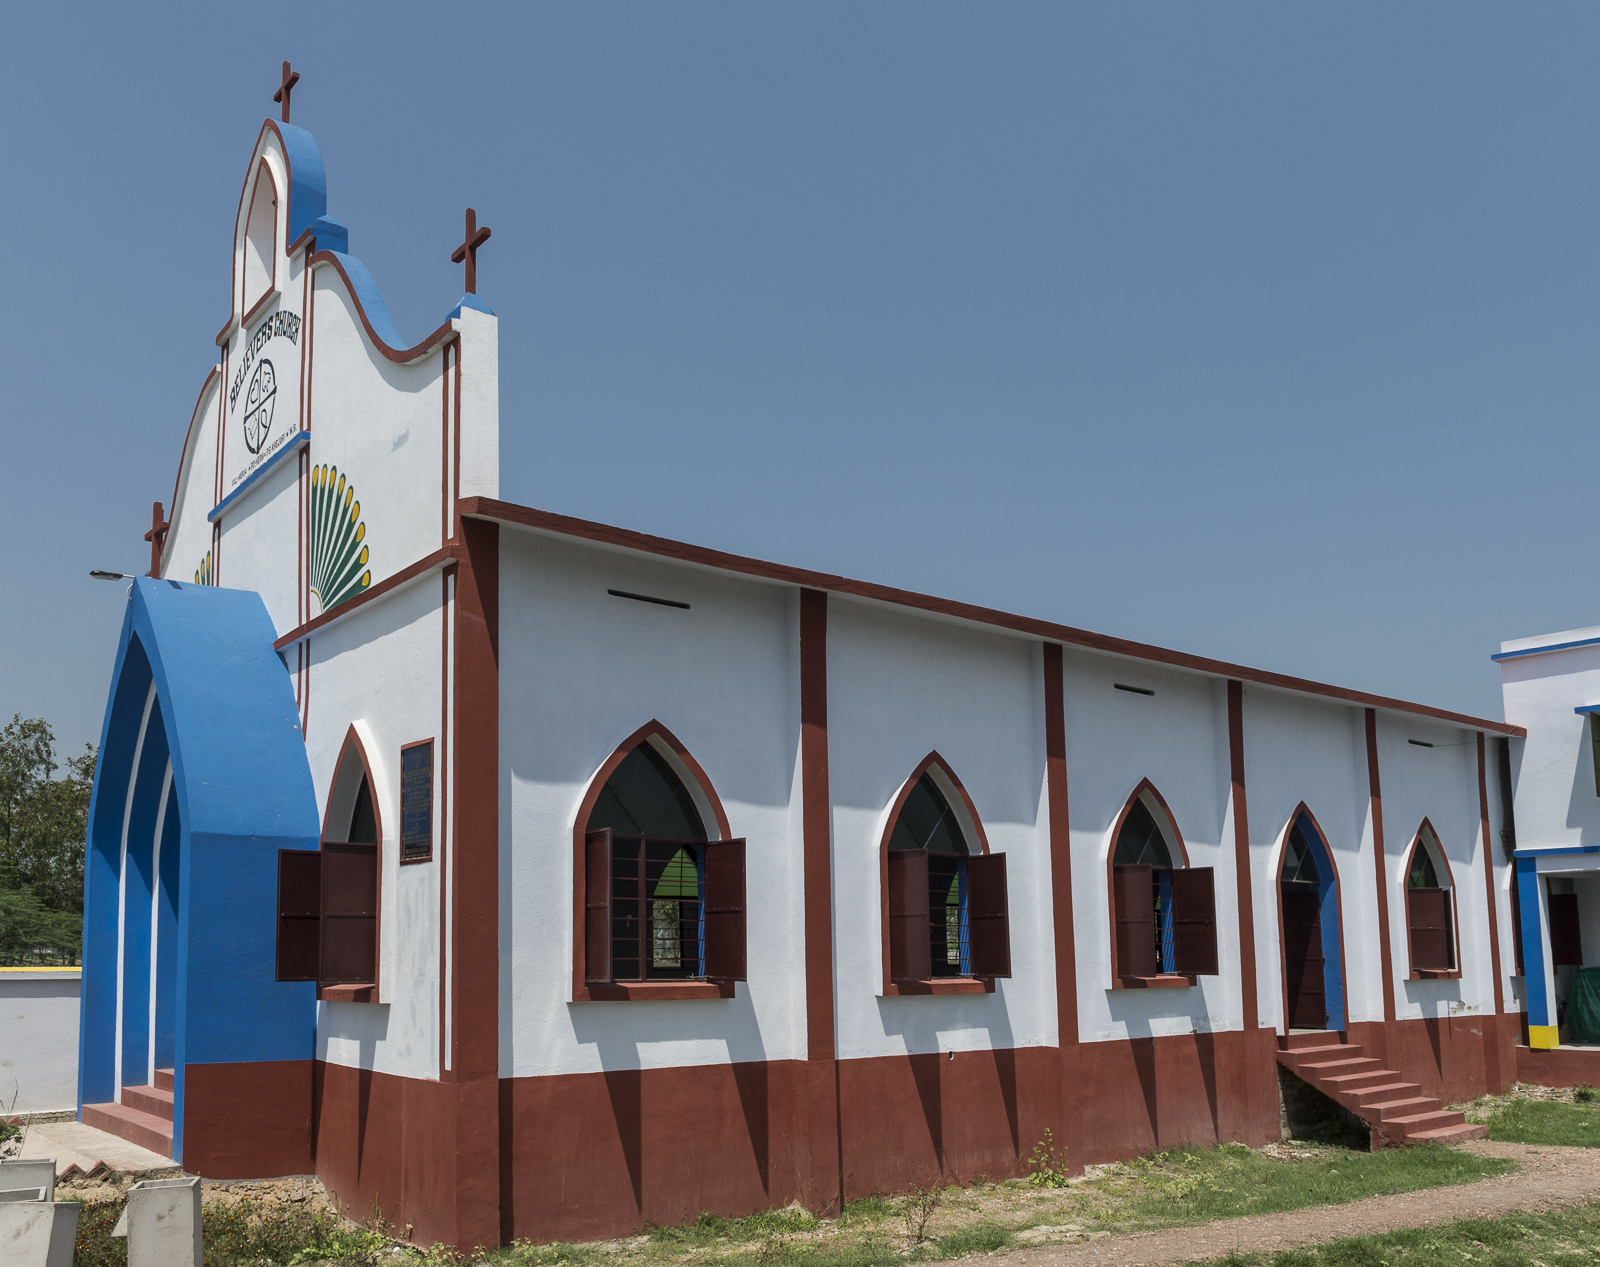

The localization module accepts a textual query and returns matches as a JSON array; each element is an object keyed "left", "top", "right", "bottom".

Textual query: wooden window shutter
[
  {"left": 1550, "top": 892, "right": 1584, "bottom": 967},
  {"left": 702, "top": 838, "right": 747, "bottom": 982},
  {"left": 276, "top": 848, "right": 321, "bottom": 982},
  {"left": 1171, "top": 866, "right": 1218, "bottom": 976},
  {"left": 584, "top": 828, "right": 613, "bottom": 985},
  {"left": 320, "top": 842, "right": 378, "bottom": 986},
  {"left": 966, "top": 852, "right": 1011, "bottom": 978},
  {"left": 1113, "top": 864, "right": 1157, "bottom": 978},
  {"left": 887, "top": 849, "right": 932, "bottom": 982},
  {"left": 1408, "top": 887, "right": 1453, "bottom": 972}
]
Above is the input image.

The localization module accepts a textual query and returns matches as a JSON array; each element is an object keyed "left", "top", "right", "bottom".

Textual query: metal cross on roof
[
  {"left": 143, "top": 501, "right": 169, "bottom": 579},
  {"left": 272, "top": 61, "right": 300, "bottom": 124},
  {"left": 451, "top": 208, "right": 492, "bottom": 295}
]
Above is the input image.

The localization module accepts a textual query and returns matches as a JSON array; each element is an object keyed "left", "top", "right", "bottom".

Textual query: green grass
[
  {"left": 1117, "top": 1142, "right": 1514, "bottom": 1226},
  {"left": 920, "top": 1221, "right": 1013, "bottom": 1258},
  {"left": 69, "top": 1195, "right": 377, "bottom": 1266},
  {"left": 1485, "top": 1098, "right": 1600, "bottom": 1147},
  {"left": 1189, "top": 1201, "right": 1600, "bottom": 1267}
]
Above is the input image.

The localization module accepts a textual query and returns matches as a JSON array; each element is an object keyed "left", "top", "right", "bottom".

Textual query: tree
[{"left": 0, "top": 715, "right": 94, "bottom": 963}]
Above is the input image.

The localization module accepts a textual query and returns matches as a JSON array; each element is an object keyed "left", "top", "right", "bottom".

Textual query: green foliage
[
  {"left": 650, "top": 1206, "right": 822, "bottom": 1246},
  {"left": 71, "top": 1195, "right": 374, "bottom": 1267},
  {"left": 1486, "top": 1097, "right": 1600, "bottom": 1146},
  {"left": 1177, "top": 1200, "right": 1600, "bottom": 1267},
  {"left": 925, "top": 1221, "right": 1012, "bottom": 1257},
  {"left": 839, "top": 1196, "right": 894, "bottom": 1224},
  {"left": 0, "top": 714, "right": 94, "bottom": 964},
  {"left": 1122, "top": 1141, "right": 1511, "bottom": 1225},
  {"left": 1574, "top": 1084, "right": 1597, "bottom": 1104},
  {"left": 1025, "top": 1127, "right": 1067, "bottom": 1188}
]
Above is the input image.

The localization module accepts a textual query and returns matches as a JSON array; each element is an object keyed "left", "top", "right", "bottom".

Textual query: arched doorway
[{"left": 1279, "top": 809, "right": 1345, "bottom": 1032}]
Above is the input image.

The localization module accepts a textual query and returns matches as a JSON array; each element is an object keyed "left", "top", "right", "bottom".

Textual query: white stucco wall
[
  {"left": 0, "top": 971, "right": 81, "bottom": 1114},
  {"left": 498, "top": 528, "right": 806, "bottom": 1078},
  {"left": 1501, "top": 635, "right": 1600, "bottom": 853}
]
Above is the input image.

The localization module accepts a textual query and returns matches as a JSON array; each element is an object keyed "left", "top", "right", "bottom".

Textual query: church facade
[{"left": 79, "top": 97, "right": 1566, "bottom": 1252}]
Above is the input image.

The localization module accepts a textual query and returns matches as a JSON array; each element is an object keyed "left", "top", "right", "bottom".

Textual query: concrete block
[
  {"left": 0, "top": 1199, "right": 79, "bottom": 1266},
  {"left": 0, "top": 1187, "right": 48, "bottom": 1201},
  {"left": 0, "top": 1158, "right": 57, "bottom": 1202},
  {"left": 112, "top": 1174, "right": 202, "bottom": 1267}
]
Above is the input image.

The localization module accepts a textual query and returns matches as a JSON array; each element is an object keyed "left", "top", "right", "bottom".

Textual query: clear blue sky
[{"left": 5, "top": 3, "right": 1597, "bottom": 756}]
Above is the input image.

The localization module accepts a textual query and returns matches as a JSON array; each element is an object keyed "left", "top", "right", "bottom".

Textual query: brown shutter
[
  {"left": 320, "top": 842, "right": 378, "bottom": 985},
  {"left": 1550, "top": 892, "right": 1584, "bottom": 967},
  {"left": 1113, "top": 864, "right": 1157, "bottom": 978},
  {"left": 888, "top": 849, "right": 932, "bottom": 982},
  {"left": 585, "top": 828, "right": 613, "bottom": 985},
  {"left": 702, "top": 838, "right": 747, "bottom": 982},
  {"left": 1171, "top": 866, "right": 1218, "bottom": 976},
  {"left": 1408, "top": 887, "right": 1452, "bottom": 972},
  {"left": 966, "top": 852, "right": 1011, "bottom": 978},
  {"left": 276, "top": 848, "right": 321, "bottom": 982}
]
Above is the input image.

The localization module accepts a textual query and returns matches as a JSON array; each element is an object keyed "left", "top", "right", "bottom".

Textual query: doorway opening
[{"left": 1279, "top": 810, "right": 1345, "bottom": 1032}]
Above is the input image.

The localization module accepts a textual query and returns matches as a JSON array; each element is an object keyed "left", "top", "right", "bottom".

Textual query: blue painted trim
[
  {"left": 208, "top": 431, "right": 309, "bottom": 523},
  {"left": 276, "top": 124, "right": 328, "bottom": 246},
  {"left": 323, "top": 252, "right": 404, "bottom": 347},
  {"left": 1515, "top": 845, "right": 1600, "bottom": 858},
  {"left": 1295, "top": 812, "right": 1346, "bottom": 1031},
  {"left": 1492, "top": 634, "right": 1600, "bottom": 662},
  {"left": 1517, "top": 856, "right": 1549, "bottom": 1028},
  {"left": 1576, "top": 705, "right": 1600, "bottom": 715},
  {"left": 447, "top": 292, "right": 496, "bottom": 320},
  {"left": 310, "top": 216, "right": 347, "bottom": 254}
]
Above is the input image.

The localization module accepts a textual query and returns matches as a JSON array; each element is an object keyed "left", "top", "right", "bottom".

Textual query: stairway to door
[
  {"left": 81, "top": 1068, "right": 175, "bottom": 1159},
  {"left": 1277, "top": 1033, "right": 1486, "bottom": 1148}
]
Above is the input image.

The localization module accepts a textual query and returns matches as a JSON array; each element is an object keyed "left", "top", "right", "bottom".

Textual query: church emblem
[
  {"left": 309, "top": 464, "right": 373, "bottom": 614},
  {"left": 242, "top": 360, "right": 277, "bottom": 454}
]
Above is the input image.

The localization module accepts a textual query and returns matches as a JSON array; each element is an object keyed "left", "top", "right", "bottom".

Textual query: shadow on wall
[
  {"left": 1107, "top": 992, "right": 1221, "bottom": 1147},
  {"left": 1277, "top": 1064, "right": 1368, "bottom": 1149}
]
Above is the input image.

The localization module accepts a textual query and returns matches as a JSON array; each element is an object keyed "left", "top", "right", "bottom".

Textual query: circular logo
[{"left": 243, "top": 359, "right": 277, "bottom": 455}]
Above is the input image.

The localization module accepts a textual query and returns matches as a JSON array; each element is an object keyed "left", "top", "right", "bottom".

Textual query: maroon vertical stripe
[
  {"left": 1366, "top": 709, "right": 1397, "bottom": 1026},
  {"left": 1227, "top": 682, "right": 1258, "bottom": 1033},
  {"left": 1477, "top": 733, "right": 1507, "bottom": 1088}
]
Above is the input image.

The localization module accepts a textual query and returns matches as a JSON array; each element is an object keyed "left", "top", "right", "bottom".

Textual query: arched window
[
  {"left": 1279, "top": 809, "right": 1345, "bottom": 1031},
  {"left": 581, "top": 730, "right": 745, "bottom": 989},
  {"left": 243, "top": 163, "right": 278, "bottom": 316},
  {"left": 1405, "top": 822, "right": 1458, "bottom": 977},
  {"left": 1109, "top": 783, "right": 1217, "bottom": 985},
  {"left": 882, "top": 756, "right": 1010, "bottom": 988},
  {"left": 274, "top": 726, "right": 380, "bottom": 1000}
]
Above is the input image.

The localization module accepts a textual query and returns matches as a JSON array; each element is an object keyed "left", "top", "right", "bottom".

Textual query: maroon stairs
[
  {"left": 81, "top": 1067, "right": 175, "bottom": 1159},
  {"left": 1277, "top": 1032, "right": 1486, "bottom": 1148}
]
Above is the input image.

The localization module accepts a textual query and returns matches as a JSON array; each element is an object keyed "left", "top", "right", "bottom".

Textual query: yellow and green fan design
[
  {"left": 194, "top": 550, "right": 212, "bottom": 586},
  {"left": 309, "top": 464, "right": 372, "bottom": 614}
]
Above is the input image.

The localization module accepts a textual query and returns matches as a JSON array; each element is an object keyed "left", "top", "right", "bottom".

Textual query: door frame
[{"left": 1276, "top": 805, "right": 1349, "bottom": 1033}]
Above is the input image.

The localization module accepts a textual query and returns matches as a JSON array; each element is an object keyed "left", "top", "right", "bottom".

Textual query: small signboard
[{"left": 401, "top": 740, "right": 434, "bottom": 862}]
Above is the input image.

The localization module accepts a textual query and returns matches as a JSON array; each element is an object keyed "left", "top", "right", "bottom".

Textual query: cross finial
[
  {"left": 451, "top": 208, "right": 492, "bottom": 295},
  {"left": 272, "top": 61, "right": 300, "bottom": 123},
  {"left": 143, "top": 501, "right": 169, "bottom": 579}
]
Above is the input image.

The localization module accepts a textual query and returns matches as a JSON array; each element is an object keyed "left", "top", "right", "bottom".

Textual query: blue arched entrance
[
  {"left": 79, "top": 578, "right": 320, "bottom": 1173},
  {"left": 1279, "top": 809, "right": 1346, "bottom": 1032}
]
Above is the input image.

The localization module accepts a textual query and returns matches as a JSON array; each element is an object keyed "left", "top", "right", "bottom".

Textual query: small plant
[
  {"left": 1026, "top": 1128, "right": 1067, "bottom": 1188},
  {"left": 0, "top": 1081, "right": 26, "bottom": 1161},
  {"left": 1575, "top": 1084, "right": 1596, "bottom": 1103},
  {"left": 900, "top": 1180, "right": 943, "bottom": 1244}
]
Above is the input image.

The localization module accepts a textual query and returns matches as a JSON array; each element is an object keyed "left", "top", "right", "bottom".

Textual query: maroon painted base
[
  {"left": 180, "top": 1015, "right": 1515, "bottom": 1249},
  {"left": 1516, "top": 1042, "right": 1600, "bottom": 1087}
]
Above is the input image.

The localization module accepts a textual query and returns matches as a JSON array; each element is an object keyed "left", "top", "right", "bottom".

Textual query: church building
[{"left": 78, "top": 74, "right": 1571, "bottom": 1252}]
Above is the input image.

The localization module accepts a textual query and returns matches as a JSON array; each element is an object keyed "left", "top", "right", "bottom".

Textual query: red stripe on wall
[
  {"left": 1477, "top": 733, "right": 1509, "bottom": 1091},
  {"left": 1041, "top": 645, "right": 1077, "bottom": 1171},
  {"left": 1366, "top": 710, "right": 1398, "bottom": 1042}
]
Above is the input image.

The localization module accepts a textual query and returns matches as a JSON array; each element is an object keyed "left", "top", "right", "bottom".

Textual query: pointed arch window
[
  {"left": 1109, "top": 784, "right": 1217, "bottom": 986},
  {"left": 1405, "top": 822, "right": 1459, "bottom": 978},
  {"left": 275, "top": 726, "right": 381, "bottom": 1001},
  {"left": 581, "top": 731, "right": 745, "bottom": 990},
  {"left": 243, "top": 162, "right": 278, "bottom": 318},
  {"left": 882, "top": 758, "right": 1010, "bottom": 990}
]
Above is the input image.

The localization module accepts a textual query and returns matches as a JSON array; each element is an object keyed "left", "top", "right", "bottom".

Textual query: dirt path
[{"left": 1006, "top": 1143, "right": 1600, "bottom": 1267}]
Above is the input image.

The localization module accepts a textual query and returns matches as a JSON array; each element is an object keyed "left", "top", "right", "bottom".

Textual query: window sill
[
  {"left": 318, "top": 983, "right": 379, "bottom": 1003},
  {"left": 1409, "top": 968, "right": 1461, "bottom": 980},
  {"left": 883, "top": 978, "right": 996, "bottom": 996},
  {"left": 1113, "top": 974, "right": 1196, "bottom": 989},
  {"left": 576, "top": 981, "right": 736, "bottom": 1002}
]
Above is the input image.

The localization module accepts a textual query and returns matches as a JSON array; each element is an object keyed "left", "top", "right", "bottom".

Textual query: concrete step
[
  {"left": 1283, "top": 1030, "right": 1345, "bottom": 1051},
  {"left": 1384, "top": 1109, "right": 1470, "bottom": 1141},
  {"left": 1323, "top": 1070, "right": 1406, "bottom": 1096},
  {"left": 120, "top": 1084, "right": 174, "bottom": 1123},
  {"left": 1346, "top": 1080, "right": 1421, "bottom": 1107},
  {"left": 154, "top": 1068, "right": 174, "bottom": 1092},
  {"left": 1409, "top": 1122, "right": 1490, "bottom": 1144},
  {"left": 1298, "top": 1057, "right": 1383, "bottom": 1081},
  {"left": 1367, "top": 1096, "right": 1442, "bottom": 1123},
  {"left": 1278, "top": 1045, "right": 1365, "bottom": 1070},
  {"left": 81, "top": 1101, "right": 173, "bottom": 1158}
]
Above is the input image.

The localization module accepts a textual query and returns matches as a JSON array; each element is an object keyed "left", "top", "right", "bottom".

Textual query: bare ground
[{"left": 1004, "top": 1142, "right": 1600, "bottom": 1267}]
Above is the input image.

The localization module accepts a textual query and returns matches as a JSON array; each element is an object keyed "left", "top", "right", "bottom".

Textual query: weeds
[
  {"left": 1575, "top": 1084, "right": 1597, "bottom": 1104},
  {"left": 900, "top": 1182, "right": 943, "bottom": 1244},
  {"left": 1025, "top": 1128, "right": 1067, "bottom": 1188},
  {"left": 1485, "top": 1097, "right": 1600, "bottom": 1147}
]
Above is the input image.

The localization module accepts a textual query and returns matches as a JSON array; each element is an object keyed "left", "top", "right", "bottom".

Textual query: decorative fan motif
[
  {"left": 194, "top": 550, "right": 212, "bottom": 586},
  {"left": 309, "top": 464, "right": 372, "bottom": 614}
]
